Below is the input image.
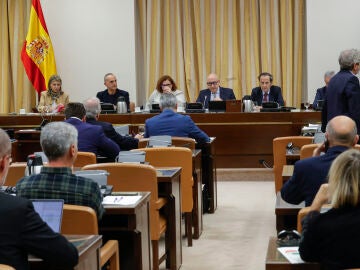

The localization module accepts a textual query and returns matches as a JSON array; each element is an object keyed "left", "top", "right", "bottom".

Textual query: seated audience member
[
  {"left": 299, "top": 149, "right": 360, "bottom": 269},
  {"left": 84, "top": 97, "right": 142, "bottom": 150},
  {"left": 196, "top": 73, "right": 236, "bottom": 109},
  {"left": 312, "top": 70, "right": 335, "bottom": 110},
  {"left": 16, "top": 122, "right": 105, "bottom": 220},
  {"left": 281, "top": 115, "right": 358, "bottom": 206},
  {"left": 37, "top": 74, "right": 69, "bottom": 113},
  {"left": 145, "top": 93, "right": 210, "bottom": 144},
  {"left": 64, "top": 102, "right": 120, "bottom": 160},
  {"left": 96, "top": 73, "right": 130, "bottom": 110},
  {"left": 145, "top": 75, "right": 186, "bottom": 111},
  {"left": 250, "top": 72, "right": 284, "bottom": 106},
  {"left": 0, "top": 128, "right": 78, "bottom": 269}
]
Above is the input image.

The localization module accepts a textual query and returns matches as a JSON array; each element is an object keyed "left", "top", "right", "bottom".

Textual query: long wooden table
[{"left": 0, "top": 111, "right": 321, "bottom": 167}]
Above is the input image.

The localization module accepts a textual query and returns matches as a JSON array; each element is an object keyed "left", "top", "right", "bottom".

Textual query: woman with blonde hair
[
  {"left": 299, "top": 149, "right": 360, "bottom": 269},
  {"left": 37, "top": 74, "right": 69, "bottom": 113}
]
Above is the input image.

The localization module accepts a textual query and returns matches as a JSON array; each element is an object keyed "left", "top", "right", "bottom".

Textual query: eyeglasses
[
  {"left": 162, "top": 83, "right": 172, "bottom": 87},
  {"left": 207, "top": 81, "right": 219, "bottom": 86}
]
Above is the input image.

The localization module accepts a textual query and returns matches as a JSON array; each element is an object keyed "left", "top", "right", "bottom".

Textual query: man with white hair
[{"left": 312, "top": 70, "right": 335, "bottom": 110}]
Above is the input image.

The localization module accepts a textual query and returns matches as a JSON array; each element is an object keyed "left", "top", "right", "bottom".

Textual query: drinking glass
[{"left": 304, "top": 101, "right": 310, "bottom": 111}]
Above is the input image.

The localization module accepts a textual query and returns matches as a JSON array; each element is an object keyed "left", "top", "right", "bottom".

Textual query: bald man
[
  {"left": 196, "top": 73, "right": 236, "bottom": 108},
  {"left": 281, "top": 115, "right": 359, "bottom": 206}
]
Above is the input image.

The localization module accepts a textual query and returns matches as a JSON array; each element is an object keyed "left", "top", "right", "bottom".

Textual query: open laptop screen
[{"left": 31, "top": 199, "right": 64, "bottom": 233}]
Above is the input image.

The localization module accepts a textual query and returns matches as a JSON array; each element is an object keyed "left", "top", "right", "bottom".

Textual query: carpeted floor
[{"left": 161, "top": 181, "right": 277, "bottom": 270}]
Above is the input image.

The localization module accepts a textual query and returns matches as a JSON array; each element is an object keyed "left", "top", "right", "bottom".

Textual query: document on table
[
  {"left": 102, "top": 195, "right": 142, "bottom": 205},
  {"left": 277, "top": 246, "right": 305, "bottom": 264}
]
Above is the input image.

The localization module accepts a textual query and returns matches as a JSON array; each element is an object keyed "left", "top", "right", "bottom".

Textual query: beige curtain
[
  {"left": 136, "top": 0, "right": 304, "bottom": 106},
  {"left": 0, "top": 0, "right": 35, "bottom": 113}
]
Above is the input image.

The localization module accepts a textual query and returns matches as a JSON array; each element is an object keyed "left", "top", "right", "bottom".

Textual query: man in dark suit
[
  {"left": 0, "top": 128, "right": 78, "bottom": 269},
  {"left": 312, "top": 70, "right": 335, "bottom": 110},
  {"left": 84, "top": 97, "right": 142, "bottom": 150},
  {"left": 64, "top": 102, "right": 120, "bottom": 160},
  {"left": 196, "top": 73, "right": 236, "bottom": 108},
  {"left": 281, "top": 115, "right": 358, "bottom": 206},
  {"left": 250, "top": 72, "right": 284, "bottom": 106},
  {"left": 321, "top": 49, "right": 360, "bottom": 134},
  {"left": 96, "top": 73, "right": 130, "bottom": 110},
  {"left": 145, "top": 93, "right": 210, "bottom": 144}
]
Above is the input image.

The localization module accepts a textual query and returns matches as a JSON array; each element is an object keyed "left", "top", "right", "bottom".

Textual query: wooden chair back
[
  {"left": 61, "top": 204, "right": 120, "bottom": 270},
  {"left": 273, "top": 136, "right": 313, "bottom": 193},
  {"left": 300, "top": 144, "right": 318, "bottom": 159},
  {"left": 137, "top": 147, "right": 193, "bottom": 213},
  {"left": 5, "top": 162, "right": 26, "bottom": 186},
  {"left": 74, "top": 151, "right": 96, "bottom": 168}
]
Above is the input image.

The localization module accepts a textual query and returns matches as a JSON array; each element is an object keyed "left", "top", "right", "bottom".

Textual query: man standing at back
[
  {"left": 145, "top": 93, "right": 210, "bottom": 144},
  {"left": 64, "top": 102, "right": 120, "bottom": 160},
  {"left": 321, "top": 49, "right": 360, "bottom": 134},
  {"left": 196, "top": 73, "right": 236, "bottom": 109},
  {"left": 281, "top": 115, "right": 358, "bottom": 206},
  {"left": 16, "top": 122, "right": 105, "bottom": 220}
]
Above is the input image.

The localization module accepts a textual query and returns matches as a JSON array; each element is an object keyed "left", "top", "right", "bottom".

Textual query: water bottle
[{"left": 117, "top": 97, "right": 127, "bottom": 114}]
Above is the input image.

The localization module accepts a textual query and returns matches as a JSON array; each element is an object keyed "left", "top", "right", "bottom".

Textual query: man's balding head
[{"left": 326, "top": 115, "right": 358, "bottom": 147}]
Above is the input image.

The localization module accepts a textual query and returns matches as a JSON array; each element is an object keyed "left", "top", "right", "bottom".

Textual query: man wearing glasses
[{"left": 196, "top": 73, "right": 236, "bottom": 108}]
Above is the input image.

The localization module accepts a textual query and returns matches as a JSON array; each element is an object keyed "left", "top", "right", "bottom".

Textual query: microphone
[{"left": 203, "top": 95, "right": 207, "bottom": 109}]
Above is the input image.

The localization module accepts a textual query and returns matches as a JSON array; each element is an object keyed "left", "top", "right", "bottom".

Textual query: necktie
[
  {"left": 212, "top": 92, "right": 217, "bottom": 101},
  {"left": 263, "top": 92, "right": 268, "bottom": 103}
]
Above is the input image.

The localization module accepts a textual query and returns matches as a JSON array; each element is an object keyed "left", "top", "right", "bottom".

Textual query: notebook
[{"left": 31, "top": 199, "right": 64, "bottom": 233}]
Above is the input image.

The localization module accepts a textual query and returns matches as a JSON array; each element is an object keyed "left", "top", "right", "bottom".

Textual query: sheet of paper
[
  {"left": 277, "top": 246, "right": 305, "bottom": 264},
  {"left": 102, "top": 195, "right": 142, "bottom": 205}
]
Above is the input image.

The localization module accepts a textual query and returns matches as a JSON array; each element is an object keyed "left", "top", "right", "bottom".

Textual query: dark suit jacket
[
  {"left": 250, "top": 85, "right": 285, "bottom": 106},
  {"left": 0, "top": 193, "right": 78, "bottom": 270},
  {"left": 281, "top": 145, "right": 348, "bottom": 206},
  {"left": 299, "top": 205, "right": 360, "bottom": 269},
  {"left": 312, "top": 86, "right": 326, "bottom": 109},
  {"left": 196, "top": 87, "right": 236, "bottom": 108},
  {"left": 96, "top": 88, "right": 130, "bottom": 109},
  {"left": 65, "top": 118, "right": 120, "bottom": 160},
  {"left": 86, "top": 118, "right": 139, "bottom": 150},
  {"left": 145, "top": 109, "right": 210, "bottom": 144},
  {"left": 321, "top": 70, "right": 360, "bottom": 133}
]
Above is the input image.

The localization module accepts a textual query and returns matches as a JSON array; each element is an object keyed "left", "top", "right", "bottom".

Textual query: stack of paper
[{"left": 102, "top": 195, "right": 142, "bottom": 205}]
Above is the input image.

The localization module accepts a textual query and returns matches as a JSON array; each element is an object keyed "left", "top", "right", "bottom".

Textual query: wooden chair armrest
[
  {"left": 100, "top": 240, "right": 120, "bottom": 270},
  {"left": 155, "top": 197, "right": 168, "bottom": 210}
]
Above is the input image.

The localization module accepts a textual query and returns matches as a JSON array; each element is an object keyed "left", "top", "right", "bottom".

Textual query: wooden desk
[
  {"left": 156, "top": 168, "right": 182, "bottom": 270},
  {"left": 100, "top": 192, "right": 151, "bottom": 270},
  {"left": 275, "top": 192, "right": 304, "bottom": 233},
  {"left": 266, "top": 237, "right": 321, "bottom": 270},
  {"left": 192, "top": 149, "right": 203, "bottom": 238},
  {"left": 0, "top": 111, "right": 321, "bottom": 167},
  {"left": 30, "top": 235, "right": 102, "bottom": 270},
  {"left": 282, "top": 165, "right": 294, "bottom": 184}
]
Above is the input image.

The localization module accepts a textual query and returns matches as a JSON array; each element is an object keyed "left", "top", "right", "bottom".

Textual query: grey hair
[
  {"left": 40, "top": 122, "right": 78, "bottom": 161},
  {"left": 324, "top": 70, "right": 335, "bottom": 78},
  {"left": 326, "top": 118, "right": 357, "bottom": 145},
  {"left": 159, "top": 93, "right": 177, "bottom": 110},
  {"left": 0, "top": 129, "right": 11, "bottom": 158},
  {"left": 338, "top": 49, "right": 360, "bottom": 70},
  {"left": 104, "top": 73, "right": 115, "bottom": 82},
  {"left": 83, "top": 97, "right": 101, "bottom": 119}
]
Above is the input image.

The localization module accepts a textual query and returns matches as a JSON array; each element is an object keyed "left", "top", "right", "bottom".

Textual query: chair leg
[
  {"left": 152, "top": 240, "right": 159, "bottom": 270},
  {"left": 185, "top": 212, "right": 193, "bottom": 246}
]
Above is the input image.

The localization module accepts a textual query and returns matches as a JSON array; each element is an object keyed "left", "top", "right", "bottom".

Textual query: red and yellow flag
[{"left": 21, "top": 0, "right": 57, "bottom": 94}]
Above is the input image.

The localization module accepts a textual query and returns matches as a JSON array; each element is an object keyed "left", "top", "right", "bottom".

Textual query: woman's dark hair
[{"left": 155, "top": 75, "right": 178, "bottom": 93}]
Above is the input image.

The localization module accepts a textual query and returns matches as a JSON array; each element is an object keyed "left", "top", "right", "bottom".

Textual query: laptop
[
  {"left": 185, "top": 102, "right": 205, "bottom": 113},
  {"left": 208, "top": 101, "right": 226, "bottom": 112},
  {"left": 100, "top": 103, "right": 116, "bottom": 114},
  {"left": 74, "top": 170, "right": 112, "bottom": 196},
  {"left": 31, "top": 199, "right": 64, "bottom": 233},
  {"left": 150, "top": 104, "right": 161, "bottom": 113}
]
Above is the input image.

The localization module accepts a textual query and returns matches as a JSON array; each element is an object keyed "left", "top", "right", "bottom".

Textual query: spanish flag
[{"left": 21, "top": 0, "right": 57, "bottom": 94}]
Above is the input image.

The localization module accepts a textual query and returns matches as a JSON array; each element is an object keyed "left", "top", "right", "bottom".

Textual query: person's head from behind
[
  {"left": 159, "top": 93, "right": 177, "bottom": 111},
  {"left": 64, "top": 102, "right": 86, "bottom": 120},
  {"left": 258, "top": 72, "right": 273, "bottom": 93},
  {"left": 338, "top": 49, "right": 360, "bottom": 74},
  {"left": 206, "top": 73, "right": 220, "bottom": 93},
  {"left": 104, "top": 73, "right": 118, "bottom": 92},
  {"left": 156, "top": 75, "right": 178, "bottom": 94},
  {"left": 48, "top": 74, "right": 62, "bottom": 93},
  {"left": 40, "top": 122, "right": 78, "bottom": 164},
  {"left": 0, "top": 129, "right": 11, "bottom": 186},
  {"left": 324, "top": 70, "right": 335, "bottom": 86},
  {"left": 83, "top": 97, "right": 101, "bottom": 120},
  {"left": 328, "top": 149, "right": 360, "bottom": 208},
  {"left": 325, "top": 115, "right": 358, "bottom": 147}
]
